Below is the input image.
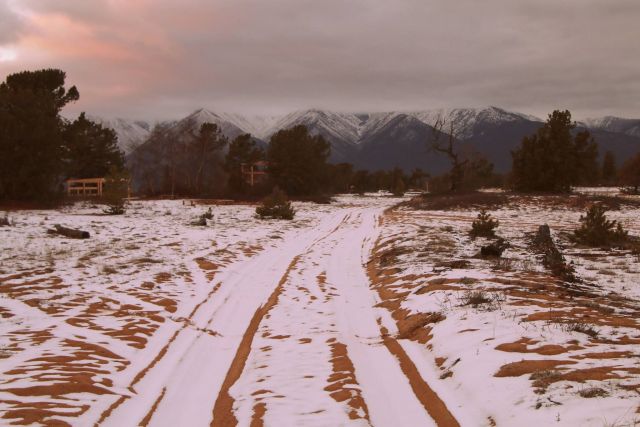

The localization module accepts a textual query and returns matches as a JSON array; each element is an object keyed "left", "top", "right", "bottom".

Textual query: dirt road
[{"left": 96, "top": 204, "right": 457, "bottom": 427}]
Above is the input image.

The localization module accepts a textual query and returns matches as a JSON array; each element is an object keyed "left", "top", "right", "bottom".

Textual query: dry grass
[
  {"left": 565, "top": 321, "right": 599, "bottom": 338},
  {"left": 406, "top": 192, "right": 508, "bottom": 211},
  {"left": 578, "top": 387, "right": 609, "bottom": 398},
  {"left": 460, "top": 290, "right": 491, "bottom": 307}
]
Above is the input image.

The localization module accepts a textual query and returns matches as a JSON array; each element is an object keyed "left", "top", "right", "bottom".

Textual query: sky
[{"left": 0, "top": 0, "right": 639, "bottom": 121}]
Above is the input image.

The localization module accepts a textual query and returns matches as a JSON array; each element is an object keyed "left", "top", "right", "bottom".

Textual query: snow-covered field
[
  {"left": 370, "top": 192, "right": 640, "bottom": 427},
  {"left": 0, "top": 192, "right": 638, "bottom": 426}
]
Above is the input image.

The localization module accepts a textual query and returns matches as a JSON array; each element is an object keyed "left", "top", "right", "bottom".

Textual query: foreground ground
[{"left": 0, "top": 192, "right": 639, "bottom": 426}]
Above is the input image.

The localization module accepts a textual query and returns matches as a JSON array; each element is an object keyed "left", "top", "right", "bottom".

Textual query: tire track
[{"left": 211, "top": 256, "right": 301, "bottom": 427}]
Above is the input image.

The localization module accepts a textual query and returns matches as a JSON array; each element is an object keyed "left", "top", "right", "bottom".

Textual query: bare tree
[{"left": 429, "top": 115, "right": 468, "bottom": 192}]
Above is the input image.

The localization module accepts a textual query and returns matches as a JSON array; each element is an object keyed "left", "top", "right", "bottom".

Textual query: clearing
[{"left": 0, "top": 192, "right": 639, "bottom": 426}]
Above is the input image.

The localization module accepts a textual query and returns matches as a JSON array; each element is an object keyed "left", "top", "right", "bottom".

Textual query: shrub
[
  {"left": 480, "top": 238, "right": 509, "bottom": 258},
  {"left": 103, "top": 168, "right": 129, "bottom": 215},
  {"left": 256, "top": 187, "right": 295, "bottom": 220},
  {"left": 578, "top": 387, "right": 608, "bottom": 398},
  {"left": 470, "top": 209, "right": 498, "bottom": 238},
  {"left": 566, "top": 321, "right": 599, "bottom": 338},
  {"left": 191, "top": 207, "right": 213, "bottom": 226},
  {"left": 461, "top": 290, "right": 491, "bottom": 307},
  {"left": 572, "top": 204, "right": 628, "bottom": 247}
]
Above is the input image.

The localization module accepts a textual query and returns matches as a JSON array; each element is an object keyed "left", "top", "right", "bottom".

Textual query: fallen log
[
  {"left": 47, "top": 224, "right": 90, "bottom": 239},
  {"left": 530, "top": 224, "right": 576, "bottom": 282}
]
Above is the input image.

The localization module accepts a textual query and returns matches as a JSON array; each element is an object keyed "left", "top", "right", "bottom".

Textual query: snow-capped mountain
[
  {"left": 122, "top": 106, "right": 639, "bottom": 173},
  {"left": 581, "top": 116, "right": 640, "bottom": 138},
  {"left": 267, "top": 110, "right": 363, "bottom": 142},
  {"left": 407, "top": 107, "right": 542, "bottom": 140},
  {"left": 87, "top": 116, "right": 151, "bottom": 154},
  {"left": 178, "top": 109, "right": 250, "bottom": 140}
]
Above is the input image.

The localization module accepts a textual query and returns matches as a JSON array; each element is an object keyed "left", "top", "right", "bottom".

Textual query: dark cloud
[
  {"left": 0, "top": 1, "right": 23, "bottom": 43},
  {"left": 1, "top": 0, "right": 639, "bottom": 120}
]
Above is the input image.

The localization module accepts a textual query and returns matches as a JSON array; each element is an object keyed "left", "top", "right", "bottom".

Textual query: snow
[
  {"left": 88, "top": 116, "right": 151, "bottom": 154},
  {"left": 371, "top": 192, "right": 640, "bottom": 426},
  {"left": 2, "top": 192, "right": 637, "bottom": 426},
  {"left": 581, "top": 116, "right": 640, "bottom": 138}
]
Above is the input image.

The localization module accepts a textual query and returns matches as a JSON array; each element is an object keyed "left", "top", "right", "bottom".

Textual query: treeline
[
  {"left": 431, "top": 109, "right": 640, "bottom": 194},
  {"left": 130, "top": 122, "right": 429, "bottom": 199},
  {"left": 2, "top": 69, "right": 639, "bottom": 203},
  {"left": 509, "top": 110, "right": 640, "bottom": 193},
  {"left": 0, "top": 69, "right": 124, "bottom": 202}
]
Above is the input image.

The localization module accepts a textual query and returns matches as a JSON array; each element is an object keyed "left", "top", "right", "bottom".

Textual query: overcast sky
[{"left": 1, "top": 0, "right": 639, "bottom": 121}]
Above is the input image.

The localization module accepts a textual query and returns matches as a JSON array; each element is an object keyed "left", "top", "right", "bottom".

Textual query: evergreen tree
[
  {"left": 63, "top": 113, "right": 124, "bottom": 179},
  {"left": 601, "top": 151, "right": 617, "bottom": 185},
  {"left": 619, "top": 152, "right": 640, "bottom": 194},
  {"left": 267, "top": 125, "right": 330, "bottom": 196},
  {"left": 573, "top": 130, "right": 599, "bottom": 185},
  {"left": 225, "top": 134, "right": 264, "bottom": 195},
  {"left": 327, "top": 163, "right": 354, "bottom": 194},
  {"left": 256, "top": 187, "right": 295, "bottom": 219},
  {"left": 511, "top": 110, "right": 599, "bottom": 192},
  {"left": 103, "top": 167, "right": 130, "bottom": 215},
  {"left": 573, "top": 204, "right": 628, "bottom": 247},
  {"left": 189, "top": 122, "right": 228, "bottom": 195},
  {"left": 0, "top": 69, "right": 79, "bottom": 201}
]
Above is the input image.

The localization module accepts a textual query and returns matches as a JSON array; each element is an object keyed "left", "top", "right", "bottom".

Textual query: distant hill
[{"left": 97, "top": 107, "right": 640, "bottom": 173}]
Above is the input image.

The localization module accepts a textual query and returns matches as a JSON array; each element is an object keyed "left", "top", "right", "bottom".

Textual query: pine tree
[
  {"left": 601, "top": 151, "right": 617, "bottom": 185},
  {"left": 190, "top": 123, "right": 227, "bottom": 195},
  {"left": 103, "top": 167, "right": 130, "bottom": 215},
  {"left": 225, "top": 134, "right": 264, "bottom": 195},
  {"left": 267, "top": 125, "right": 330, "bottom": 196},
  {"left": 619, "top": 152, "right": 640, "bottom": 194},
  {"left": 256, "top": 187, "right": 295, "bottom": 219},
  {"left": 63, "top": 113, "right": 124, "bottom": 179},
  {"left": 470, "top": 210, "right": 499, "bottom": 238},
  {"left": 511, "top": 110, "right": 599, "bottom": 192},
  {"left": 0, "top": 69, "right": 79, "bottom": 201},
  {"left": 573, "top": 204, "right": 628, "bottom": 247}
]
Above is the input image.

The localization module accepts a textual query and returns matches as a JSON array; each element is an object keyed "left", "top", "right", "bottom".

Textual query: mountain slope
[
  {"left": 125, "top": 107, "right": 640, "bottom": 174},
  {"left": 265, "top": 110, "right": 363, "bottom": 162},
  {"left": 87, "top": 116, "right": 151, "bottom": 154},
  {"left": 180, "top": 109, "right": 251, "bottom": 141},
  {"left": 581, "top": 116, "right": 640, "bottom": 138},
  {"left": 355, "top": 114, "right": 453, "bottom": 173}
]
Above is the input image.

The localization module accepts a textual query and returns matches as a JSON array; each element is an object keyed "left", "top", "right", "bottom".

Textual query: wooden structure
[
  {"left": 240, "top": 161, "right": 268, "bottom": 187},
  {"left": 66, "top": 178, "right": 105, "bottom": 197}
]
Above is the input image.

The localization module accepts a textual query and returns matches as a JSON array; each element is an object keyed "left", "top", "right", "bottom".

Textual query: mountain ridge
[{"left": 98, "top": 107, "right": 640, "bottom": 172}]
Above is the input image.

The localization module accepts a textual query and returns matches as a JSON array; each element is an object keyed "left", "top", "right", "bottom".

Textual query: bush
[
  {"left": 392, "top": 179, "right": 406, "bottom": 197},
  {"left": 480, "top": 238, "right": 509, "bottom": 257},
  {"left": 202, "top": 207, "right": 213, "bottom": 220},
  {"left": 461, "top": 290, "right": 491, "bottom": 307},
  {"left": 572, "top": 204, "right": 628, "bottom": 247},
  {"left": 256, "top": 187, "right": 295, "bottom": 220},
  {"left": 103, "top": 168, "right": 129, "bottom": 215},
  {"left": 191, "top": 208, "right": 213, "bottom": 226},
  {"left": 470, "top": 209, "right": 498, "bottom": 238}
]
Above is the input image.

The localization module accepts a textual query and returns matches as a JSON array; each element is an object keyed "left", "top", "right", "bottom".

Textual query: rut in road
[{"left": 213, "top": 209, "right": 458, "bottom": 427}]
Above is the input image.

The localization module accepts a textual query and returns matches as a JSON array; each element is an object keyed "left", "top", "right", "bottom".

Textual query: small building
[
  {"left": 240, "top": 161, "right": 268, "bottom": 187},
  {"left": 66, "top": 178, "right": 105, "bottom": 197}
]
